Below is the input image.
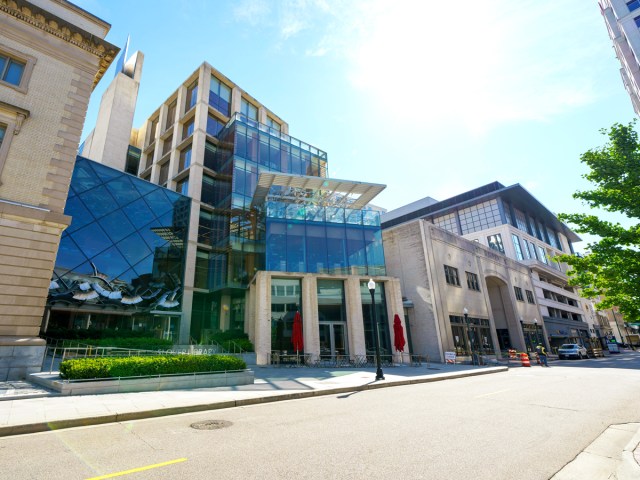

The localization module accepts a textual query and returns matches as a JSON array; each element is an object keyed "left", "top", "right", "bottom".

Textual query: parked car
[{"left": 557, "top": 344, "right": 588, "bottom": 360}]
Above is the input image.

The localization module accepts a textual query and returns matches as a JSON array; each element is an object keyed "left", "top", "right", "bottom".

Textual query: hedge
[
  {"left": 59, "top": 354, "right": 247, "bottom": 380},
  {"left": 82, "top": 338, "right": 173, "bottom": 350}
]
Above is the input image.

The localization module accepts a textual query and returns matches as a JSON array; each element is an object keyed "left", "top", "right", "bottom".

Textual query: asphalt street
[{"left": 2, "top": 352, "right": 639, "bottom": 479}]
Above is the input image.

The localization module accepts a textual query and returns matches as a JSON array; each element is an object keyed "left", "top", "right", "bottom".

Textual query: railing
[{"left": 42, "top": 345, "right": 175, "bottom": 374}]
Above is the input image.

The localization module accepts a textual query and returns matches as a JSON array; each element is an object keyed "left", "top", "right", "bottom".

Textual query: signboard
[
  {"left": 445, "top": 351, "right": 456, "bottom": 364},
  {"left": 607, "top": 342, "right": 620, "bottom": 354}
]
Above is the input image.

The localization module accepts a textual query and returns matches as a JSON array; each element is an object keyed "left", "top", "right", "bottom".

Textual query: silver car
[{"left": 557, "top": 343, "right": 588, "bottom": 360}]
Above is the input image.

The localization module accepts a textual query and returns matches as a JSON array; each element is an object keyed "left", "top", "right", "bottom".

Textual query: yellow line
[
  {"left": 86, "top": 458, "right": 187, "bottom": 479},
  {"left": 475, "top": 388, "right": 511, "bottom": 398}
]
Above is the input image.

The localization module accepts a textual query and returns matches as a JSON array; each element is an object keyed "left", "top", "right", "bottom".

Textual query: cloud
[{"left": 233, "top": 0, "right": 272, "bottom": 26}]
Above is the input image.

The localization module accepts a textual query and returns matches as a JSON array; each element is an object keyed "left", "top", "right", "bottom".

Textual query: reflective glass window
[
  {"left": 444, "top": 265, "right": 460, "bottom": 286},
  {"left": 512, "top": 234, "right": 524, "bottom": 260},
  {"left": 0, "top": 54, "right": 25, "bottom": 86},
  {"left": 186, "top": 81, "right": 198, "bottom": 110},
  {"left": 0, "top": 124, "right": 5, "bottom": 148},
  {"left": 241, "top": 99, "right": 258, "bottom": 121},
  {"left": 209, "top": 76, "right": 231, "bottom": 116},
  {"left": 538, "top": 246, "right": 548, "bottom": 264},
  {"left": 514, "top": 286, "right": 524, "bottom": 301},
  {"left": 179, "top": 145, "right": 192, "bottom": 171},
  {"left": 629, "top": 0, "right": 640, "bottom": 12},
  {"left": 182, "top": 118, "right": 194, "bottom": 139},
  {"left": 206, "top": 114, "right": 224, "bottom": 137},
  {"left": 487, "top": 234, "right": 505, "bottom": 253},
  {"left": 165, "top": 100, "right": 177, "bottom": 131},
  {"left": 458, "top": 200, "right": 502, "bottom": 234},
  {"left": 177, "top": 177, "right": 189, "bottom": 196},
  {"left": 434, "top": 212, "right": 459, "bottom": 234}
]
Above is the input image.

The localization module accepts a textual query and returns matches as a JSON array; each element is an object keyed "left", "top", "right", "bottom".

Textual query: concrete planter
[{"left": 29, "top": 369, "right": 254, "bottom": 396}]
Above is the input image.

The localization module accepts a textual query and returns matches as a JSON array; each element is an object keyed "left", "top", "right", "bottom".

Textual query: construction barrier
[
  {"left": 520, "top": 352, "right": 531, "bottom": 367},
  {"left": 508, "top": 349, "right": 517, "bottom": 359}
]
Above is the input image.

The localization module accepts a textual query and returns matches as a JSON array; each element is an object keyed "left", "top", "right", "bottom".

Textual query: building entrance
[{"left": 319, "top": 322, "right": 348, "bottom": 357}]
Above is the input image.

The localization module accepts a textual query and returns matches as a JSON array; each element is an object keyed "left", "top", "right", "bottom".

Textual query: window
[
  {"left": 165, "top": 100, "right": 177, "bottom": 131},
  {"left": 210, "top": 76, "right": 231, "bottom": 116},
  {"left": 186, "top": 81, "right": 198, "bottom": 111},
  {"left": 266, "top": 117, "right": 281, "bottom": 132},
  {"left": 635, "top": 15, "right": 640, "bottom": 28},
  {"left": 514, "top": 286, "right": 524, "bottom": 302},
  {"left": 537, "top": 246, "right": 548, "bottom": 264},
  {"left": 144, "top": 148, "right": 154, "bottom": 170},
  {"left": 162, "top": 134, "right": 173, "bottom": 157},
  {"left": 206, "top": 114, "right": 224, "bottom": 137},
  {"left": 241, "top": 98, "right": 258, "bottom": 121},
  {"left": 512, "top": 234, "right": 524, "bottom": 260},
  {"left": 444, "top": 265, "right": 460, "bottom": 286},
  {"left": 179, "top": 145, "right": 191, "bottom": 171},
  {"left": 158, "top": 162, "right": 169, "bottom": 185},
  {"left": 0, "top": 124, "right": 5, "bottom": 149},
  {"left": 434, "top": 212, "right": 459, "bottom": 234},
  {"left": 176, "top": 176, "right": 189, "bottom": 196},
  {"left": 182, "top": 118, "right": 194, "bottom": 139},
  {"left": 0, "top": 53, "right": 25, "bottom": 87},
  {"left": 526, "top": 290, "right": 535, "bottom": 304},
  {"left": 458, "top": 200, "right": 502, "bottom": 234},
  {"left": 148, "top": 117, "right": 159, "bottom": 145},
  {"left": 487, "top": 234, "right": 505, "bottom": 253},
  {"left": 466, "top": 271, "right": 480, "bottom": 291},
  {"left": 630, "top": 0, "right": 640, "bottom": 12}
]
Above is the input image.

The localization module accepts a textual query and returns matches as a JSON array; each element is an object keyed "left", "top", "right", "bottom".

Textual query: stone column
[
  {"left": 301, "top": 275, "right": 319, "bottom": 362},
  {"left": 384, "top": 278, "right": 406, "bottom": 364},
  {"left": 253, "top": 272, "right": 271, "bottom": 365},
  {"left": 345, "top": 276, "right": 366, "bottom": 358}
]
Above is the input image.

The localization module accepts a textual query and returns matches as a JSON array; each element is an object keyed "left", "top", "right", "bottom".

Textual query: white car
[{"left": 557, "top": 343, "right": 588, "bottom": 360}]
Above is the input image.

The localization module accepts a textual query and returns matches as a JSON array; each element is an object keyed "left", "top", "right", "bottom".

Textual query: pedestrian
[{"left": 537, "top": 344, "right": 549, "bottom": 367}]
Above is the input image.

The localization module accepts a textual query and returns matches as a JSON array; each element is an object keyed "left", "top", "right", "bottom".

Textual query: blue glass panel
[
  {"left": 132, "top": 176, "right": 160, "bottom": 197},
  {"left": 286, "top": 223, "right": 305, "bottom": 272},
  {"left": 131, "top": 254, "right": 154, "bottom": 279},
  {"left": 64, "top": 195, "right": 94, "bottom": 234},
  {"left": 5, "top": 60, "right": 24, "bottom": 85},
  {"left": 117, "top": 232, "right": 152, "bottom": 266},
  {"left": 99, "top": 210, "right": 136, "bottom": 243},
  {"left": 326, "top": 207, "right": 345, "bottom": 223},
  {"left": 143, "top": 189, "right": 173, "bottom": 217},
  {"left": 123, "top": 198, "right": 154, "bottom": 226},
  {"left": 86, "top": 160, "right": 124, "bottom": 184},
  {"left": 326, "top": 224, "right": 347, "bottom": 273},
  {"left": 71, "top": 223, "right": 112, "bottom": 257},
  {"left": 345, "top": 209, "right": 362, "bottom": 225},
  {"left": 305, "top": 224, "right": 327, "bottom": 273},
  {"left": 286, "top": 203, "right": 305, "bottom": 221},
  {"left": 72, "top": 159, "right": 102, "bottom": 194},
  {"left": 138, "top": 221, "right": 170, "bottom": 250},
  {"left": 91, "top": 246, "right": 132, "bottom": 280},
  {"left": 77, "top": 185, "right": 117, "bottom": 220},
  {"left": 364, "top": 228, "right": 385, "bottom": 275},
  {"left": 305, "top": 205, "right": 324, "bottom": 222},
  {"left": 105, "top": 175, "right": 140, "bottom": 207},
  {"left": 55, "top": 236, "right": 88, "bottom": 272},
  {"left": 346, "top": 227, "right": 366, "bottom": 271},
  {"left": 266, "top": 220, "right": 287, "bottom": 271}
]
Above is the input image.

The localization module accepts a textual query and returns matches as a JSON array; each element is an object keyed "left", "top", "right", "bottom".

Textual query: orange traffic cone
[{"left": 520, "top": 352, "right": 531, "bottom": 367}]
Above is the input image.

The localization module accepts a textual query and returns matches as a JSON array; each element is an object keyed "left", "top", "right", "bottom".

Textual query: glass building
[{"left": 46, "top": 156, "right": 190, "bottom": 339}]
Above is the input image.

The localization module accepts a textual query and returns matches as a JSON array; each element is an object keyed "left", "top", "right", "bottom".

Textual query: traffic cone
[{"left": 520, "top": 352, "right": 531, "bottom": 367}]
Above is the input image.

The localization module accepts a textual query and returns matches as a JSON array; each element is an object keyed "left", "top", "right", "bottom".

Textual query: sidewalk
[
  {"left": 1, "top": 362, "right": 639, "bottom": 479},
  {"left": 0, "top": 363, "right": 503, "bottom": 436}
]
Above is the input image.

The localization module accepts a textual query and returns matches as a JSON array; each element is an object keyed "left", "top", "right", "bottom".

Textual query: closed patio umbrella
[
  {"left": 393, "top": 314, "right": 406, "bottom": 352},
  {"left": 291, "top": 311, "right": 304, "bottom": 364}
]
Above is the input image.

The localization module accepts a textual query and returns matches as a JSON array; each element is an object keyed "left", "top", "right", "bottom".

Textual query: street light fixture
[{"left": 368, "top": 279, "right": 384, "bottom": 381}]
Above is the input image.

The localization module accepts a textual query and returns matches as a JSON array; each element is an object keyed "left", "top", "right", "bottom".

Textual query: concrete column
[
  {"left": 301, "top": 275, "right": 319, "bottom": 361},
  {"left": 246, "top": 284, "right": 256, "bottom": 341},
  {"left": 231, "top": 86, "right": 242, "bottom": 116},
  {"left": 384, "top": 278, "right": 406, "bottom": 364},
  {"left": 178, "top": 289, "right": 192, "bottom": 344},
  {"left": 345, "top": 276, "right": 366, "bottom": 358},
  {"left": 253, "top": 272, "right": 272, "bottom": 365}
]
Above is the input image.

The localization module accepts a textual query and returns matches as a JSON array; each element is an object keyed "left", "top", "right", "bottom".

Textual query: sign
[
  {"left": 445, "top": 351, "right": 456, "bottom": 364},
  {"left": 607, "top": 342, "right": 620, "bottom": 354}
]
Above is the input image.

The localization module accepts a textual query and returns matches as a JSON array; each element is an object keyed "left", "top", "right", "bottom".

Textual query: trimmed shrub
[
  {"left": 59, "top": 354, "right": 247, "bottom": 380},
  {"left": 222, "top": 338, "right": 254, "bottom": 352},
  {"left": 208, "top": 329, "right": 254, "bottom": 352}
]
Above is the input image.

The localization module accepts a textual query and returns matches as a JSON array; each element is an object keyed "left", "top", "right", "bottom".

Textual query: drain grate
[{"left": 190, "top": 420, "right": 233, "bottom": 430}]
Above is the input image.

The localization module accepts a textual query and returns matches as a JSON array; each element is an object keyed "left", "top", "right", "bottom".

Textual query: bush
[
  {"left": 222, "top": 338, "right": 254, "bottom": 352},
  {"left": 59, "top": 354, "right": 247, "bottom": 380},
  {"left": 84, "top": 338, "right": 173, "bottom": 350},
  {"left": 208, "top": 329, "right": 254, "bottom": 352}
]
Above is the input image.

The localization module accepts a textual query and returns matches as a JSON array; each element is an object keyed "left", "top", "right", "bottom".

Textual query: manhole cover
[{"left": 190, "top": 420, "right": 233, "bottom": 430}]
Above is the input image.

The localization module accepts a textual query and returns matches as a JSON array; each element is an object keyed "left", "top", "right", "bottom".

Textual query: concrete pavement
[{"left": 0, "top": 361, "right": 639, "bottom": 479}]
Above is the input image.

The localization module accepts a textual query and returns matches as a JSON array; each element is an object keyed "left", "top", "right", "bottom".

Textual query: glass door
[{"left": 319, "top": 322, "right": 348, "bottom": 357}]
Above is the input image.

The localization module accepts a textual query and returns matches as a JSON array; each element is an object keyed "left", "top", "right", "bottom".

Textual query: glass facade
[
  {"left": 209, "top": 76, "right": 231, "bottom": 116},
  {"left": 360, "top": 281, "right": 391, "bottom": 354},
  {"left": 487, "top": 233, "right": 505, "bottom": 254},
  {"left": 458, "top": 200, "right": 501, "bottom": 234},
  {"left": 271, "top": 278, "right": 302, "bottom": 353},
  {"left": 434, "top": 212, "right": 459, "bottom": 234},
  {"left": 47, "top": 157, "right": 190, "bottom": 334},
  {"left": 512, "top": 234, "right": 524, "bottom": 260}
]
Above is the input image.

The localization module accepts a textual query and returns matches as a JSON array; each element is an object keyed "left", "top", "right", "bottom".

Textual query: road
[{"left": 2, "top": 352, "right": 639, "bottom": 480}]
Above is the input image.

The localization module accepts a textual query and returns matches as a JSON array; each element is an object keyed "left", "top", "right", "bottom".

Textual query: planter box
[{"left": 29, "top": 369, "right": 254, "bottom": 396}]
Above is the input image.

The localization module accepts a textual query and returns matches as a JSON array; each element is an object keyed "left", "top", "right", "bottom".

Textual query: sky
[{"left": 74, "top": 0, "right": 636, "bottom": 251}]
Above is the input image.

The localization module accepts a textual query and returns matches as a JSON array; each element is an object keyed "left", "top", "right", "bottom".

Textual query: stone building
[{"left": 0, "top": 0, "right": 117, "bottom": 379}]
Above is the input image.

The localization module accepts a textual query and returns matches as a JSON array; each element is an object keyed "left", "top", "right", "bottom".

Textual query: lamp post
[
  {"left": 463, "top": 308, "right": 474, "bottom": 365},
  {"left": 534, "top": 318, "right": 540, "bottom": 346},
  {"left": 368, "top": 279, "right": 384, "bottom": 381}
]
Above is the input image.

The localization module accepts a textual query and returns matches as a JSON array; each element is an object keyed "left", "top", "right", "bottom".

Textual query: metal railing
[{"left": 270, "top": 352, "right": 427, "bottom": 368}]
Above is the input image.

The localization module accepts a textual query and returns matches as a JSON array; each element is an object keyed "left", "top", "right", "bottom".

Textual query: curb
[
  {"left": 617, "top": 426, "right": 640, "bottom": 479},
  {"left": 0, "top": 366, "right": 507, "bottom": 437}
]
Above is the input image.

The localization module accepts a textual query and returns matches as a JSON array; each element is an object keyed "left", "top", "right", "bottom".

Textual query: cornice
[{"left": 0, "top": 0, "right": 119, "bottom": 88}]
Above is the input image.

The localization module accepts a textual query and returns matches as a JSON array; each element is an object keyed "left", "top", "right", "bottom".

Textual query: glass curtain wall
[
  {"left": 270, "top": 279, "right": 302, "bottom": 353},
  {"left": 360, "top": 281, "right": 391, "bottom": 355}
]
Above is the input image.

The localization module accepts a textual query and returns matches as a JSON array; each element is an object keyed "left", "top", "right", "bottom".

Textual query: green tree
[{"left": 558, "top": 122, "right": 640, "bottom": 322}]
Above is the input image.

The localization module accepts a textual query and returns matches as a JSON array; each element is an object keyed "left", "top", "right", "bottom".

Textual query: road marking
[
  {"left": 475, "top": 389, "right": 511, "bottom": 398},
  {"left": 86, "top": 458, "right": 187, "bottom": 479}
]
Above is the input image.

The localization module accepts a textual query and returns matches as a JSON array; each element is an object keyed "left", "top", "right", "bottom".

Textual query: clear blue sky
[{"left": 75, "top": 0, "right": 636, "bottom": 251}]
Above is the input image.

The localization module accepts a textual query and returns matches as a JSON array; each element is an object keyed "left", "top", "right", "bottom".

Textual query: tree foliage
[{"left": 558, "top": 122, "right": 640, "bottom": 321}]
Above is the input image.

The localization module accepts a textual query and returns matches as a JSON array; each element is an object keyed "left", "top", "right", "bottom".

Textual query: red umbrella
[
  {"left": 291, "top": 311, "right": 304, "bottom": 353},
  {"left": 393, "top": 314, "right": 406, "bottom": 352}
]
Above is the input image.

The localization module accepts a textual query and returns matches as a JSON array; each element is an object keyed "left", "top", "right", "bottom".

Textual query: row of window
[{"left": 444, "top": 264, "right": 535, "bottom": 305}]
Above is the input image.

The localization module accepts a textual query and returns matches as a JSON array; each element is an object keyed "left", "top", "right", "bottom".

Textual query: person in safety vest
[{"left": 536, "top": 344, "right": 549, "bottom": 367}]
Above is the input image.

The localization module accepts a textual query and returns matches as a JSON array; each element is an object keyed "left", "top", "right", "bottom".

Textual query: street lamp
[
  {"left": 463, "top": 307, "right": 474, "bottom": 365},
  {"left": 368, "top": 279, "right": 384, "bottom": 381}
]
